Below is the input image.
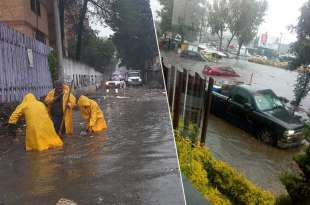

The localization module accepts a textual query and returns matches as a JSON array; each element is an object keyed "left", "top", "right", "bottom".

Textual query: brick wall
[{"left": 0, "top": 0, "right": 50, "bottom": 45}]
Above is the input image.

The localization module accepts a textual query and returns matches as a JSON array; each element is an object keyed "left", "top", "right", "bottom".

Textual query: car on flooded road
[
  {"left": 127, "top": 70, "right": 143, "bottom": 86},
  {"left": 203, "top": 65, "right": 240, "bottom": 77},
  {"left": 180, "top": 50, "right": 206, "bottom": 61},
  {"left": 105, "top": 71, "right": 126, "bottom": 94},
  {"left": 211, "top": 84, "right": 305, "bottom": 148}
]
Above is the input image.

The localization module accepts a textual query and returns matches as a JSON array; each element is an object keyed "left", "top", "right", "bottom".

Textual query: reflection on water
[
  {"left": 0, "top": 88, "right": 184, "bottom": 205},
  {"left": 207, "top": 115, "right": 303, "bottom": 195}
]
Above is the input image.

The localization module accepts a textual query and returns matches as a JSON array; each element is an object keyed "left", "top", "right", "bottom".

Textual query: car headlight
[
  {"left": 284, "top": 130, "right": 295, "bottom": 136},
  {"left": 128, "top": 79, "right": 132, "bottom": 81},
  {"left": 105, "top": 82, "right": 109, "bottom": 85},
  {"left": 138, "top": 79, "right": 142, "bottom": 82}
]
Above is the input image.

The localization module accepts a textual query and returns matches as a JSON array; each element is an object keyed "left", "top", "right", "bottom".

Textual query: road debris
[{"left": 56, "top": 198, "right": 78, "bottom": 205}]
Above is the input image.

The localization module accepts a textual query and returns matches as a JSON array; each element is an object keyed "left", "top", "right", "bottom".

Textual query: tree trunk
[
  {"left": 220, "top": 30, "right": 223, "bottom": 51},
  {"left": 75, "top": 0, "right": 89, "bottom": 60},
  {"left": 237, "top": 41, "right": 243, "bottom": 56},
  {"left": 218, "top": 30, "right": 223, "bottom": 51},
  {"left": 226, "top": 33, "right": 236, "bottom": 51},
  {"left": 59, "top": 0, "right": 65, "bottom": 55}
]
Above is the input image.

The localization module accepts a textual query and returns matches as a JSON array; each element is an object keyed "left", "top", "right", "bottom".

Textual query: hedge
[{"left": 176, "top": 135, "right": 275, "bottom": 205}]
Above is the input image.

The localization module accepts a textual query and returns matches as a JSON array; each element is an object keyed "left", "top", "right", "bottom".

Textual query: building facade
[{"left": 0, "top": 0, "right": 54, "bottom": 44}]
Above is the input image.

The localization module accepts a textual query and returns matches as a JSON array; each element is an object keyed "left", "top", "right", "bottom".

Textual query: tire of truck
[{"left": 258, "top": 129, "right": 278, "bottom": 146}]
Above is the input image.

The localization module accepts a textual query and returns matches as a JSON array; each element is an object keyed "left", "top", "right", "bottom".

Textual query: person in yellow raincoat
[
  {"left": 8, "top": 93, "right": 63, "bottom": 151},
  {"left": 45, "top": 80, "right": 76, "bottom": 135},
  {"left": 77, "top": 95, "right": 107, "bottom": 133}
]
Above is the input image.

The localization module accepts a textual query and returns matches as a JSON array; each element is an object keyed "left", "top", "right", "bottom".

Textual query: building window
[
  {"left": 35, "top": 30, "right": 46, "bottom": 44},
  {"left": 30, "top": 0, "right": 41, "bottom": 16}
]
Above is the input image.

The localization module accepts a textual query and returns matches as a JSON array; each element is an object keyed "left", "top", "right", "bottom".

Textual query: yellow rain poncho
[
  {"left": 8, "top": 93, "right": 63, "bottom": 151},
  {"left": 77, "top": 95, "right": 107, "bottom": 133},
  {"left": 45, "top": 85, "right": 76, "bottom": 135}
]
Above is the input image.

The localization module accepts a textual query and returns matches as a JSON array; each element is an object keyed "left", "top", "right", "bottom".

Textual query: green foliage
[
  {"left": 207, "top": 0, "right": 229, "bottom": 50},
  {"left": 234, "top": 0, "right": 268, "bottom": 55},
  {"left": 292, "top": 1, "right": 310, "bottom": 106},
  {"left": 68, "top": 31, "right": 115, "bottom": 73},
  {"left": 157, "top": 0, "right": 173, "bottom": 34},
  {"left": 279, "top": 145, "right": 310, "bottom": 204},
  {"left": 107, "top": 0, "right": 158, "bottom": 69},
  {"left": 178, "top": 120, "right": 200, "bottom": 143},
  {"left": 279, "top": 123, "right": 310, "bottom": 203},
  {"left": 275, "top": 194, "right": 292, "bottom": 205},
  {"left": 291, "top": 1, "right": 310, "bottom": 69},
  {"left": 303, "top": 123, "right": 310, "bottom": 141},
  {"left": 48, "top": 51, "right": 58, "bottom": 83},
  {"left": 176, "top": 134, "right": 275, "bottom": 205},
  {"left": 292, "top": 71, "right": 310, "bottom": 107}
]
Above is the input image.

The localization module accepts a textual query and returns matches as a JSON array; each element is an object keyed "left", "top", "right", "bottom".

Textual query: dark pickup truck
[{"left": 211, "top": 84, "right": 305, "bottom": 148}]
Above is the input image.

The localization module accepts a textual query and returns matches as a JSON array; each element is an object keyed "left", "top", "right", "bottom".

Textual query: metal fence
[
  {"left": 0, "top": 23, "right": 53, "bottom": 103},
  {"left": 162, "top": 61, "right": 213, "bottom": 144}
]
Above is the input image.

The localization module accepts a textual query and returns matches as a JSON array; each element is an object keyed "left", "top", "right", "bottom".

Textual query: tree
[
  {"left": 207, "top": 0, "right": 229, "bottom": 51},
  {"left": 280, "top": 136, "right": 310, "bottom": 204},
  {"left": 292, "top": 69, "right": 310, "bottom": 107},
  {"left": 68, "top": 31, "right": 115, "bottom": 72},
  {"left": 63, "top": 0, "right": 115, "bottom": 60},
  {"left": 226, "top": 0, "right": 241, "bottom": 50},
  {"left": 75, "top": 0, "right": 89, "bottom": 60},
  {"left": 292, "top": 1, "right": 310, "bottom": 107},
  {"left": 107, "top": 0, "right": 158, "bottom": 69},
  {"left": 157, "top": 0, "right": 174, "bottom": 34},
  {"left": 157, "top": 0, "right": 206, "bottom": 42},
  {"left": 234, "top": 0, "right": 267, "bottom": 56}
]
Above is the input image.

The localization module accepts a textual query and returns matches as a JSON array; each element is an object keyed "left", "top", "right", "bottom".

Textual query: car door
[{"left": 227, "top": 89, "right": 253, "bottom": 128}]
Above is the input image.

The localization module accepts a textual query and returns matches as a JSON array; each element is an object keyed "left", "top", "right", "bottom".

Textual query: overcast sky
[
  {"left": 91, "top": 0, "right": 307, "bottom": 44},
  {"left": 149, "top": 0, "right": 307, "bottom": 44}
]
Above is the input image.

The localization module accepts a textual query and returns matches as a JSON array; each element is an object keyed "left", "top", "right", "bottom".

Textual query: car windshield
[
  {"left": 222, "top": 67, "right": 234, "bottom": 72},
  {"left": 254, "top": 90, "right": 284, "bottom": 111},
  {"left": 128, "top": 72, "right": 140, "bottom": 77}
]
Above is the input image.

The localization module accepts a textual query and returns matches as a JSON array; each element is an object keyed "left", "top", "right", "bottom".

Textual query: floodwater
[
  {"left": 0, "top": 87, "right": 185, "bottom": 205},
  {"left": 162, "top": 51, "right": 307, "bottom": 195}
]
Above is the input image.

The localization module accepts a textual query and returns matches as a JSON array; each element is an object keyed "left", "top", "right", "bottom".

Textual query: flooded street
[
  {"left": 162, "top": 51, "right": 307, "bottom": 195},
  {"left": 0, "top": 87, "right": 185, "bottom": 205}
]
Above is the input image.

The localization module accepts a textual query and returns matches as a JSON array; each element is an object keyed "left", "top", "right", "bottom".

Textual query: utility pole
[
  {"left": 277, "top": 32, "right": 283, "bottom": 55},
  {"left": 54, "top": 0, "right": 64, "bottom": 81}
]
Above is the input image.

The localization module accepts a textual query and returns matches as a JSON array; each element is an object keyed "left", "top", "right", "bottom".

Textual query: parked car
[
  {"left": 127, "top": 70, "right": 143, "bottom": 86},
  {"left": 211, "top": 84, "right": 305, "bottom": 148},
  {"left": 203, "top": 65, "right": 240, "bottom": 77},
  {"left": 111, "top": 71, "right": 126, "bottom": 81},
  {"left": 180, "top": 50, "right": 206, "bottom": 61},
  {"left": 105, "top": 71, "right": 126, "bottom": 94}
]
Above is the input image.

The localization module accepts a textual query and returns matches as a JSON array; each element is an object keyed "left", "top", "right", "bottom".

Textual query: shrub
[
  {"left": 176, "top": 135, "right": 275, "bottom": 205},
  {"left": 48, "top": 51, "right": 58, "bottom": 84},
  {"left": 279, "top": 146, "right": 310, "bottom": 204}
]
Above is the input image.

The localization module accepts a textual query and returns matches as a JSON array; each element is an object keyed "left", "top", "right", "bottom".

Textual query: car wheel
[{"left": 258, "top": 129, "right": 277, "bottom": 146}]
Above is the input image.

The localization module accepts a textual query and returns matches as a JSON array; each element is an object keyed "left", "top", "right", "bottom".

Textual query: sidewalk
[{"left": 0, "top": 87, "right": 185, "bottom": 205}]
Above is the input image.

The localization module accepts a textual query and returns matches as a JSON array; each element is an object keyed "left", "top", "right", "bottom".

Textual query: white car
[
  {"left": 105, "top": 80, "right": 126, "bottom": 94},
  {"left": 127, "top": 70, "right": 143, "bottom": 85}
]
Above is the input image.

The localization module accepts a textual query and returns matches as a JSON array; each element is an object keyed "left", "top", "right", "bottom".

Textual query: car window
[
  {"left": 188, "top": 51, "right": 198, "bottom": 57},
  {"left": 254, "top": 90, "right": 283, "bottom": 111},
  {"left": 128, "top": 72, "right": 140, "bottom": 77},
  {"left": 232, "top": 89, "right": 251, "bottom": 105},
  {"left": 222, "top": 67, "right": 234, "bottom": 72}
]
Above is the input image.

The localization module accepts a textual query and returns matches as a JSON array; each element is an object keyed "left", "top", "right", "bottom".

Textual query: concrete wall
[{"left": 63, "top": 58, "right": 104, "bottom": 95}]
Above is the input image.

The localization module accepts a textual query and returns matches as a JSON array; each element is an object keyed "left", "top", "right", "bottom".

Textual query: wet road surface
[
  {"left": 0, "top": 87, "right": 185, "bottom": 205},
  {"left": 162, "top": 51, "right": 307, "bottom": 195}
]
